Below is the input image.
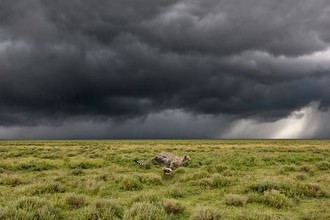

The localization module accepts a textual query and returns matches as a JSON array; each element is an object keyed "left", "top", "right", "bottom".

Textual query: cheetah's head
[{"left": 183, "top": 155, "right": 191, "bottom": 162}]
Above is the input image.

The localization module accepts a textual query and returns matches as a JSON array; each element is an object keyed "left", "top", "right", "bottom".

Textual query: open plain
[{"left": 0, "top": 140, "right": 329, "bottom": 219}]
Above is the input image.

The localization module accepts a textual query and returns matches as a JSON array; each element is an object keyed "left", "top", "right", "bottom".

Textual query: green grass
[{"left": 0, "top": 140, "right": 329, "bottom": 219}]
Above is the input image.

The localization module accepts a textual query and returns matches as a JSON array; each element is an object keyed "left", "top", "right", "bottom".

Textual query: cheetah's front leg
[{"left": 163, "top": 167, "right": 172, "bottom": 175}]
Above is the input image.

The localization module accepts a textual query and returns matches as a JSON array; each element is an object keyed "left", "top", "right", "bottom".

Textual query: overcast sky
[{"left": 1, "top": 0, "right": 330, "bottom": 139}]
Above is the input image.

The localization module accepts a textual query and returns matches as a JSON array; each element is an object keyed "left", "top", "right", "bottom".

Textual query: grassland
[{"left": 0, "top": 140, "right": 329, "bottom": 220}]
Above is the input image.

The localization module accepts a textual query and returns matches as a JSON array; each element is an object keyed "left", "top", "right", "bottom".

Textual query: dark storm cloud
[{"left": 1, "top": 0, "right": 330, "bottom": 128}]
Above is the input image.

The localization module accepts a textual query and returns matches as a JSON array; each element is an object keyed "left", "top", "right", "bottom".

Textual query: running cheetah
[{"left": 134, "top": 152, "right": 191, "bottom": 175}]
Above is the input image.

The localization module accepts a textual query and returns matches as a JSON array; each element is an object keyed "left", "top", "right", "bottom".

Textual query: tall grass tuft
[
  {"left": 31, "top": 182, "right": 65, "bottom": 195},
  {"left": 0, "top": 197, "right": 63, "bottom": 220},
  {"left": 247, "top": 181, "right": 327, "bottom": 198},
  {"left": 0, "top": 174, "right": 25, "bottom": 186},
  {"left": 14, "top": 161, "right": 55, "bottom": 171},
  {"left": 262, "top": 190, "right": 292, "bottom": 209},
  {"left": 163, "top": 199, "right": 185, "bottom": 215},
  {"left": 190, "top": 206, "right": 223, "bottom": 220},
  {"left": 235, "top": 210, "right": 282, "bottom": 220},
  {"left": 139, "top": 173, "right": 163, "bottom": 185},
  {"left": 79, "top": 199, "right": 123, "bottom": 220},
  {"left": 69, "top": 168, "right": 85, "bottom": 176},
  {"left": 65, "top": 193, "right": 87, "bottom": 209},
  {"left": 192, "top": 174, "right": 232, "bottom": 189},
  {"left": 123, "top": 202, "right": 167, "bottom": 220},
  {"left": 119, "top": 175, "right": 143, "bottom": 191},
  {"left": 224, "top": 194, "right": 248, "bottom": 207},
  {"left": 168, "top": 183, "right": 185, "bottom": 198},
  {"left": 131, "top": 192, "right": 163, "bottom": 205},
  {"left": 316, "top": 161, "right": 330, "bottom": 170}
]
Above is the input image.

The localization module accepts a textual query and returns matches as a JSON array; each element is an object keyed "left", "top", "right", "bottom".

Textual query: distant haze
[{"left": 1, "top": 0, "right": 330, "bottom": 139}]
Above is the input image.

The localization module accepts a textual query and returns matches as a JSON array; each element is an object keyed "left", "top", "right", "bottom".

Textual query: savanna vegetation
[{"left": 0, "top": 140, "right": 329, "bottom": 219}]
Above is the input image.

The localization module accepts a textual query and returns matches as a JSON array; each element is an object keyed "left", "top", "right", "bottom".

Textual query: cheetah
[{"left": 134, "top": 152, "right": 191, "bottom": 175}]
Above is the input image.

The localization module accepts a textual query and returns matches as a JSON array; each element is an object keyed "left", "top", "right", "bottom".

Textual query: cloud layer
[{"left": 1, "top": 0, "right": 330, "bottom": 138}]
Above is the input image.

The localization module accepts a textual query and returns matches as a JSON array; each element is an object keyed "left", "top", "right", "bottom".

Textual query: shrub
[
  {"left": 123, "top": 202, "right": 167, "bottom": 220},
  {"left": 163, "top": 199, "right": 185, "bottom": 214},
  {"left": 65, "top": 193, "right": 87, "bottom": 209},
  {"left": 224, "top": 194, "right": 248, "bottom": 207},
  {"left": 190, "top": 206, "right": 222, "bottom": 220}
]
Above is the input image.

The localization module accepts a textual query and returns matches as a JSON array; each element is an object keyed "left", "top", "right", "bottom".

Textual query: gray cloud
[{"left": 0, "top": 0, "right": 330, "bottom": 138}]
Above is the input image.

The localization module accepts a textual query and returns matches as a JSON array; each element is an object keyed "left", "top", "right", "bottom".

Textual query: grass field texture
[{"left": 0, "top": 140, "right": 329, "bottom": 219}]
